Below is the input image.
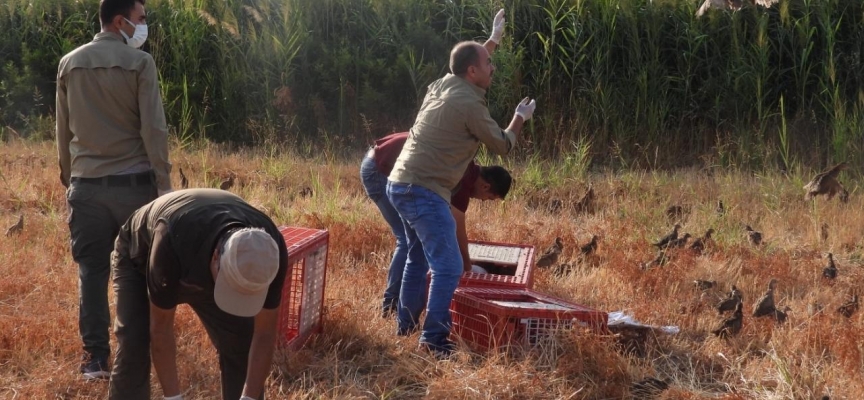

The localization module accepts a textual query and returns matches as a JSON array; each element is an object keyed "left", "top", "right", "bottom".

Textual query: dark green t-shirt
[{"left": 120, "top": 188, "right": 289, "bottom": 310}]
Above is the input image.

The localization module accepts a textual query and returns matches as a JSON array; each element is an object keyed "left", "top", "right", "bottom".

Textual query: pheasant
[
  {"left": 579, "top": 235, "right": 599, "bottom": 256},
  {"left": 689, "top": 228, "right": 715, "bottom": 253},
  {"left": 715, "top": 200, "right": 725, "bottom": 216},
  {"left": 752, "top": 278, "right": 778, "bottom": 317},
  {"left": 5, "top": 214, "right": 23, "bottom": 237},
  {"left": 665, "top": 205, "right": 685, "bottom": 221},
  {"left": 536, "top": 237, "right": 563, "bottom": 268},
  {"left": 641, "top": 249, "right": 671, "bottom": 270},
  {"left": 822, "top": 253, "right": 838, "bottom": 280},
  {"left": 179, "top": 167, "right": 189, "bottom": 189},
  {"left": 712, "top": 301, "right": 743, "bottom": 338},
  {"left": 670, "top": 233, "right": 692, "bottom": 248},
  {"left": 299, "top": 186, "right": 314, "bottom": 198},
  {"left": 573, "top": 184, "right": 595, "bottom": 214},
  {"left": 693, "top": 279, "right": 716, "bottom": 291},
  {"left": 653, "top": 224, "right": 681, "bottom": 249},
  {"left": 772, "top": 306, "right": 791, "bottom": 324},
  {"left": 837, "top": 294, "right": 859, "bottom": 318},
  {"left": 717, "top": 285, "right": 743, "bottom": 314},
  {"left": 219, "top": 175, "right": 235, "bottom": 191},
  {"left": 745, "top": 225, "right": 762, "bottom": 246},
  {"left": 804, "top": 162, "right": 848, "bottom": 201}
]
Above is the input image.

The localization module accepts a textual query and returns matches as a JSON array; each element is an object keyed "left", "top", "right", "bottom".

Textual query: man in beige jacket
[{"left": 56, "top": 0, "right": 171, "bottom": 380}]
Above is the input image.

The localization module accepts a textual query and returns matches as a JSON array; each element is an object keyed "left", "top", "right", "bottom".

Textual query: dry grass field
[{"left": 1, "top": 139, "right": 862, "bottom": 399}]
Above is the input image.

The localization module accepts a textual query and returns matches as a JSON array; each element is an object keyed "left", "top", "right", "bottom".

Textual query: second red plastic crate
[{"left": 450, "top": 287, "right": 607, "bottom": 351}]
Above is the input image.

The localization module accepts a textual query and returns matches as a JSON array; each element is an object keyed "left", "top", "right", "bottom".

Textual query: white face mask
[{"left": 121, "top": 18, "right": 148, "bottom": 49}]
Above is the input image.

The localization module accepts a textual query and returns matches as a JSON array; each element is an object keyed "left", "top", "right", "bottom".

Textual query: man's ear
[{"left": 112, "top": 14, "right": 125, "bottom": 29}]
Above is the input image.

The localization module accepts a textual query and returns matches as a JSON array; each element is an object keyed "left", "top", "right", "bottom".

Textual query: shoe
[
  {"left": 81, "top": 354, "right": 110, "bottom": 380},
  {"left": 381, "top": 306, "right": 396, "bottom": 319}
]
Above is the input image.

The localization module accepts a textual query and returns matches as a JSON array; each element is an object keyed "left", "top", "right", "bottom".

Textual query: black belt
[{"left": 71, "top": 171, "right": 154, "bottom": 187}]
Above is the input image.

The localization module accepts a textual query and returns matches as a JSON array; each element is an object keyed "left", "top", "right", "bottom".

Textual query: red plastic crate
[
  {"left": 277, "top": 226, "right": 329, "bottom": 350},
  {"left": 450, "top": 287, "right": 607, "bottom": 351},
  {"left": 460, "top": 240, "right": 535, "bottom": 289}
]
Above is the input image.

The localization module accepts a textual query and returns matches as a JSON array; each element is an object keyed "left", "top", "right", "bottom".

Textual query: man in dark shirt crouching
[{"left": 108, "top": 189, "right": 289, "bottom": 400}]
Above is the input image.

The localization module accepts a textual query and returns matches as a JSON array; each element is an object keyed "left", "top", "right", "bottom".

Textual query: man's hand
[
  {"left": 515, "top": 97, "right": 536, "bottom": 121},
  {"left": 490, "top": 9, "right": 506, "bottom": 44}
]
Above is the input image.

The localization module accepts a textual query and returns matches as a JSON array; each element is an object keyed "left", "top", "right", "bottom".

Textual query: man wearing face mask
[{"left": 56, "top": 0, "right": 171, "bottom": 380}]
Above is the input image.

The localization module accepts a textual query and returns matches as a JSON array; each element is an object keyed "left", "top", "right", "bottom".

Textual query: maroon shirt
[{"left": 373, "top": 132, "right": 478, "bottom": 213}]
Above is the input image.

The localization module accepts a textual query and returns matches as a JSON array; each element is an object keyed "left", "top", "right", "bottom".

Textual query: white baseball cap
[{"left": 214, "top": 228, "right": 280, "bottom": 317}]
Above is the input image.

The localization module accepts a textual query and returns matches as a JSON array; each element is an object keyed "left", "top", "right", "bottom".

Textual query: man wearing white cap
[{"left": 108, "top": 189, "right": 289, "bottom": 400}]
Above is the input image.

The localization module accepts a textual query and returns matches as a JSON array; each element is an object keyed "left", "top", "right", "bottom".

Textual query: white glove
[
  {"left": 164, "top": 395, "right": 183, "bottom": 400},
  {"left": 158, "top": 189, "right": 174, "bottom": 197},
  {"left": 471, "top": 265, "right": 489, "bottom": 274},
  {"left": 240, "top": 397, "right": 256, "bottom": 400},
  {"left": 515, "top": 97, "right": 536, "bottom": 121},
  {"left": 490, "top": 9, "right": 505, "bottom": 44}
]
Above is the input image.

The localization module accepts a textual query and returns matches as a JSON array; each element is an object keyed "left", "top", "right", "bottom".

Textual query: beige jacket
[
  {"left": 389, "top": 73, "right": 516, "bottom": 202},
  {"left": 56, "top": 32, "right": 171, "bottom": 191}
]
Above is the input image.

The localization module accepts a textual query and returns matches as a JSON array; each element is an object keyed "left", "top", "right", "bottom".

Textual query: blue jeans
[
  {"left": 387, "top": 181, "right": 462, "bottom": 351},
  {"left": 360, "top": 155, "right": 421, "bottom": 313}
]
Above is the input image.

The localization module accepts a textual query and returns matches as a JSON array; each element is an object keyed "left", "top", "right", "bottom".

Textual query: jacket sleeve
[
  {"left": 56, "top": 70, "right": 72, "bottom": 188},
  {"left": 138, "top": 56, "right": 172, "bottom": 192},
  {"left": 465, "top": 100, "right": 515, "bottom": 156}
]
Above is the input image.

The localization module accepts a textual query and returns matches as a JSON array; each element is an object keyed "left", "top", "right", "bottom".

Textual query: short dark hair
[
  {"left": 479, "top": 165, "right": 512, "bottom": 199},
  {"left": 100, "top": 0, "right": 145, "bottom": 26},
  {"left": 450, "top": 41, "right": 481, "bottom": 76}
]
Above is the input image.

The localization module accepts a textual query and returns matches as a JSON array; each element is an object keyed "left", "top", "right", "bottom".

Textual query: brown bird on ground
[
  {"left": 5, "top": 214, "right": 23, "bottom": 237},
  {"left": 219, "top": 175, "right": 235, "bottom": 191},
  {"left": 665, "top": 205, "right": 685, "bottom": 221},
  {"left": 573, "top": 184, "right": 595, "bottom": 214},
  {"left": 804, "top": 162, "right": 848, "bottom": 201},
  {"left": 179, "top": 167, "right": 189, "bottom": 189},
  {"left": 693, "top": 279, "right": 716, "bottom": 291},
  {"left": 717, "top": 285, "right": 743, "bottom": 314},
  {"left": 822, "top": 253, "right": 838, "bottom": 280},
  {"left": 745, "top": 225, "right": 762, "bottom": 246},
  {"left": 536, "top": 237, "right": 563, "bottom": 268},
  {"left": 772, "top": 306, "right": 791, "bottom": 324},
  {"left": 808, "top": 301, "right": 824, "bottom": 317},
  {"left": 579, "top": 235, "right": 599, "bottom": 256},
  {"left": 641, "top": 249, "right": 671, "bottom": 270},
  {"left": 820, "top": 223, "right": 829, "bottom": 243},
  {"left": 653, "top": 224, "right": 681, "bottom": 249},
  {"left": 689, "top": 228, "right": 715, "bottom": 253},
  {"left": 299, "top": 186, "right": 314, "bottom": 198},
  {"left": 838, "top": 185, "right": 849, "bottom": 203},
  {"left": 837, "top": 294, "right": 859, "bottom": 318},
  {"left": 712, "top": 301, "right": 743, "bottom": 338},
  {"left": 670, "top": 233, "right": 692, "bottom": 248},
  {"left": 715, "top": 200, "right": 725, "bottom": 216},
  {"left": 752, "top": 278, "right": 779, "bottom": 317}
]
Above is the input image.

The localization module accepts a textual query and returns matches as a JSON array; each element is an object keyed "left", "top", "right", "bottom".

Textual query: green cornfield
[{"left": 1, "top": 0, "right": 862, "bottom": 169}]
